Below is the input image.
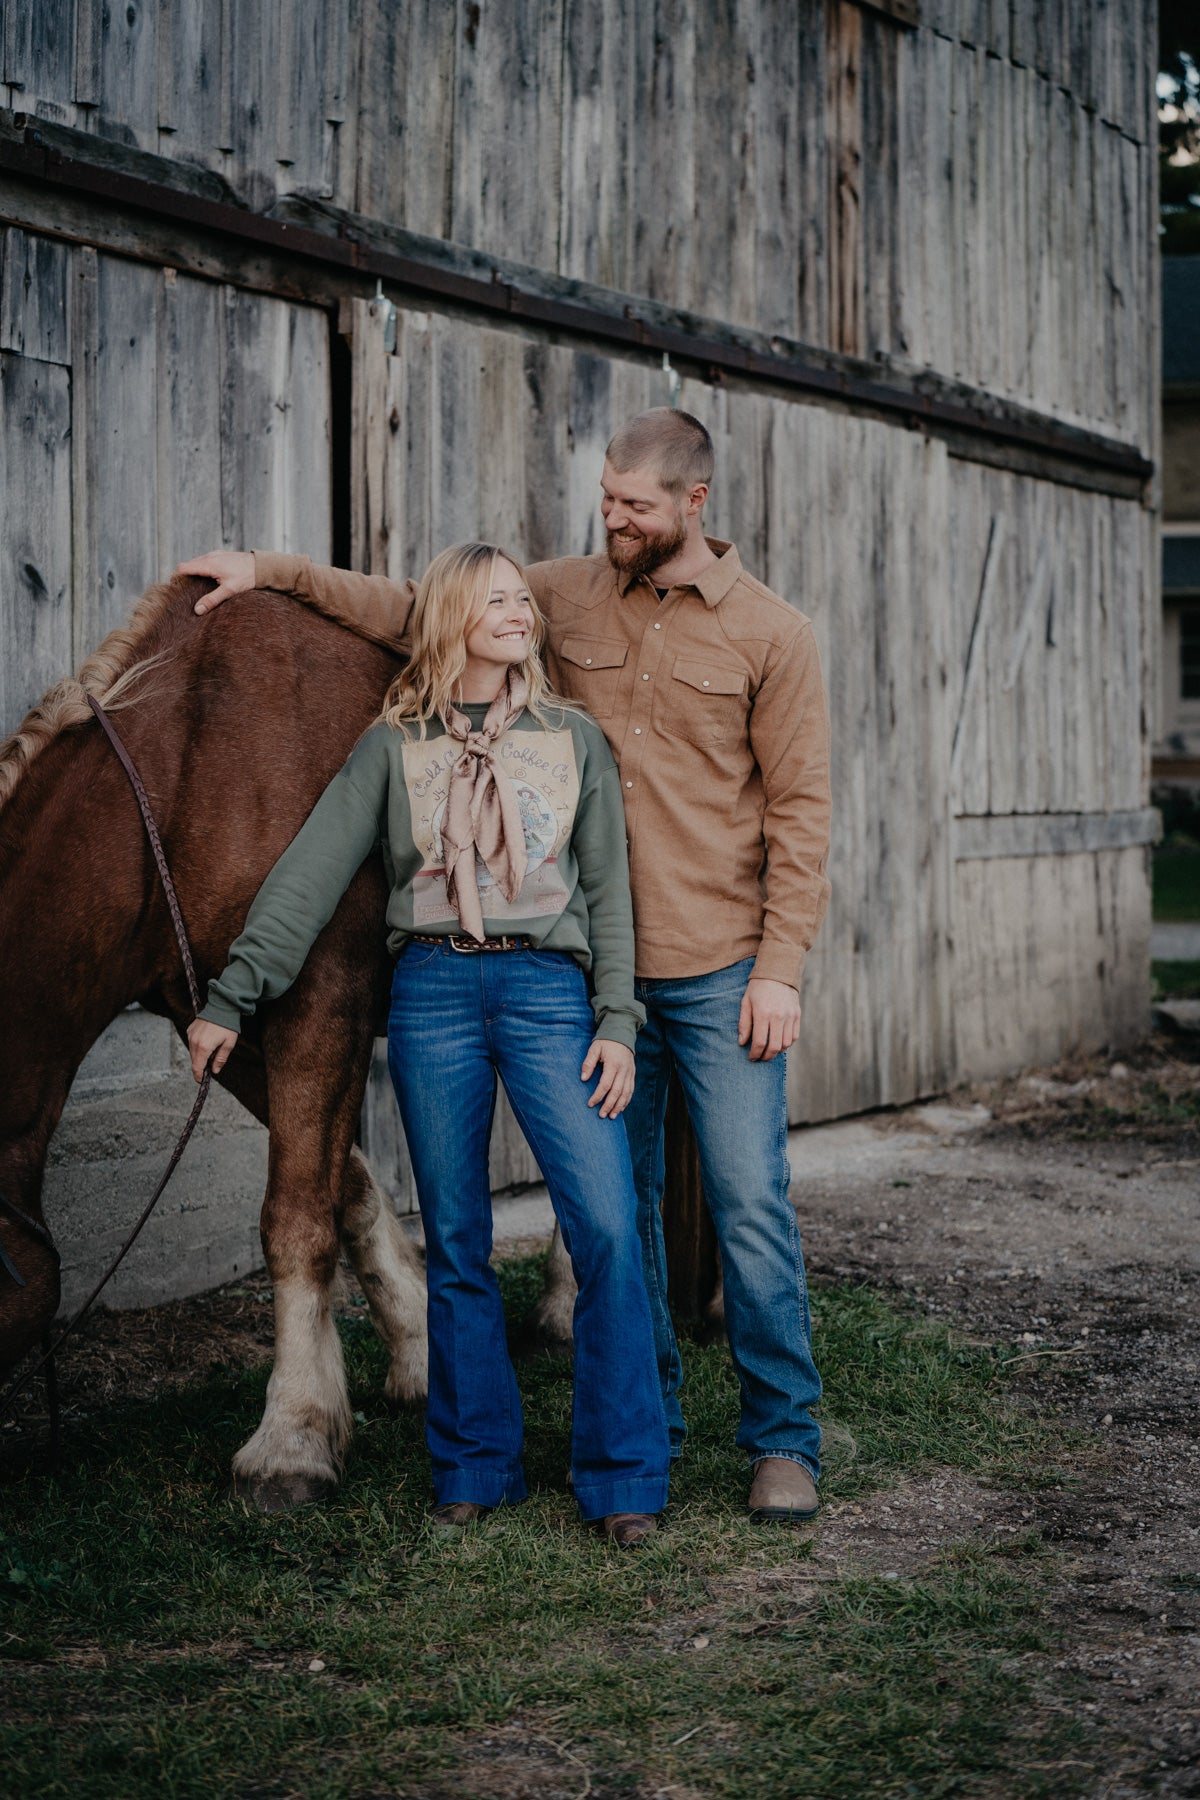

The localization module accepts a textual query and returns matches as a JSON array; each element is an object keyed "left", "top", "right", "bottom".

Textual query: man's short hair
[{"left": 605, "top": 408, "right": 714, "bottom": 499}]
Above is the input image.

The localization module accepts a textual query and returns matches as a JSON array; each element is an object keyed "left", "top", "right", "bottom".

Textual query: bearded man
[{"left": 177, "top": 406, "right": 831, "bottom": 1522}]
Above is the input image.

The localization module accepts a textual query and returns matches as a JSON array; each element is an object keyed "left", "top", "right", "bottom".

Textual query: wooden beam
[
  {"left": 0, "top": 108, "right": 1155, "bottom": 495},
  {"left": 952, "top": 809, "right": 1161, "bottom": 861}
]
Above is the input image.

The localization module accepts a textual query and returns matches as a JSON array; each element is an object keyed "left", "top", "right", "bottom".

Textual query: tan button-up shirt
[{"left": 254, "top": 539, "right": 831, "bottom": 989}]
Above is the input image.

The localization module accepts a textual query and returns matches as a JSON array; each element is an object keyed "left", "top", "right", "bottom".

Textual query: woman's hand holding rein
[
  {"left": 187, "top": 1018, "right": 239, "bottom": 1082},
  {"left": 581, "top": 1038, "right": 635, "bottom": 1119},
  {"left": 173, "top": 551, "right": 256, "bottom": 614}
]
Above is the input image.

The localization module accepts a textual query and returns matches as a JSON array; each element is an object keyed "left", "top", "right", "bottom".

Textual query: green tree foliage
[{"left": 1161, "top": 1, "right": 1200, "bottom": 253}]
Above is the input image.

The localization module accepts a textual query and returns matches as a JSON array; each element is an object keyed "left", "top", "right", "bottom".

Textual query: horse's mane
[{"left": 0, "top": 578, "right": 190, "bottom": 812}]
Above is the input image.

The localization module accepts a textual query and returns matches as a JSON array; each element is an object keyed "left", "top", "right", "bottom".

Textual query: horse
[{"left": 0, "top": 576, "right": 431, "bottom": 1511}]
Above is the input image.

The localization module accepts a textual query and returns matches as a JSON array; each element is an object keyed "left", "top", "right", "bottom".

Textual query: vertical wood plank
[
  {"left": 155, "top": 0, "right": 224, "bottom": 171},
  {"left": 0, "top": 352, "right": 73, "bottom": 734},
  {"left": 350, "top": 295, "right": 394, "bottom": 576},
  {"left": 692, "top": 0, "right": 757, "bottom": 327},
  {"left": 68, "top": 243, "right": 97, "bottom": 670},
  {"left": 0, "top": 228, "right": 71, "bottom": 362},
  {"left": 451, "top": 0, "right": 564, "bottom": 271},
  {"left": 825, "top": 0, "right": 863, "bottom": 356},
  {"left": 88, "top": 254, "right": 159, "bottom": 653},
  {"left": 627, "top": 0, "right": 697, "bottom": 306},
  {"left": 226, "top": 0, "right": 280, "bottom": 209},
  {"left": 520, "top": 338, "right": 574, "bottom": 561},
  {"left": 860, "top": 10, "right": 901, "bottom": 358},
  {"left": 558, "top": 0, "right": 630, "bottom": 290},
  {"left": 155, "top": 267, "right": 224, "bottom": 572},
  {"left": 91, "top": 0, "right": 158, "bottom": 150},
  {"left": 3, "top": 0, "right": 76, "bottom": 108},
  {"left": 219, "top": 287, "right": 331, "bottom": 558}
]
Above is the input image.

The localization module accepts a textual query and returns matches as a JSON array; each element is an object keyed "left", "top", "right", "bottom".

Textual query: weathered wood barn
[{"left": 0, "top": 0, "right": 1159, "bottom": 1308}]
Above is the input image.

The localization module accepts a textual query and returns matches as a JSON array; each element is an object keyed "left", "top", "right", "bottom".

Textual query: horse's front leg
[
  {"left": 339, "top": 1144, "right": 428, "bottom": 1408},
  {"left": 231, "top": 1128, "right": 353, "bottom": 1512},
  {"left": 229, "top": 1008, "right": 368, "bottom": 1512}
]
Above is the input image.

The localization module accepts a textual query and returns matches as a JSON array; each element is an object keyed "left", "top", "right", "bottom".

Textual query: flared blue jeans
[{"left": 387, "top": 939, "right": 670, "bottom": 1521}]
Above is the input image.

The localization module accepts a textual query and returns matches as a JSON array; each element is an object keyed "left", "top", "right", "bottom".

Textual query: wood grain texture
[
  {"left": 0, "top": 225, "right": 71, "bottom": 360},
  {"left": 825, "top": 0, "right": 863, "bottom": 357},
  {"left": 0, "top": 349, "right": 73, "bottom": 737},
  {"left": 4, "top": 1, "right": 1157, "bottom": 445},
  {"left": 946, "top": 463, "right": 1147, "bottom": 823},
  {"left": 954, "top": 809, "right": 1160, "bottom": 860},
  {"left": 155, "top": 266, "right": 224, "bottom": 573},
  {"left": 953, "top": 845, "right": 1151, "bottom": 1079}
]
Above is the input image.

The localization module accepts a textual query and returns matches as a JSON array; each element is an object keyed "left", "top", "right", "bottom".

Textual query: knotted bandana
[{"left": 440, "top": 671, "right": 529, "bottom": 940}]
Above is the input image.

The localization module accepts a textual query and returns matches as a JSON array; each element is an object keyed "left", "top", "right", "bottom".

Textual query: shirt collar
[{"left": 618, "top": 537, "right": 743, "bottom": 605}]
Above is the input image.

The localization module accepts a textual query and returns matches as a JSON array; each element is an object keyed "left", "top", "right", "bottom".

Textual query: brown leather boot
[
  {"left": 431, "top": 1501, "right": 493, "bottom": 1530},
  {"left": 598, "top": 1512, "right": 658, "bottom": 1548},
  {"left": 748, "top": 1458, "right": 819, "bottom": 1522}
]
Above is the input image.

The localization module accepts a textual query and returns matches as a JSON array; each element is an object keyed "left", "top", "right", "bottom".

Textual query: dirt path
[{"left": 794, "top": 1037, "right": 1200, "bottom": 1797}]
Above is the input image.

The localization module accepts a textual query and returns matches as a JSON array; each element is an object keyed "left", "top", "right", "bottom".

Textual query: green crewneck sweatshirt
[{"left": 200, "top": 704, "right": 645, "bottom": 1049}]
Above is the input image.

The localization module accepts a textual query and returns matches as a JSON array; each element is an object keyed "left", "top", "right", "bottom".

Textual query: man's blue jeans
[
  {"left": 387, "top": 940, "right": 670, "bottom": 1522},
  {"left": 625, "top": 956, "right": 822, "bottom": 1480}
]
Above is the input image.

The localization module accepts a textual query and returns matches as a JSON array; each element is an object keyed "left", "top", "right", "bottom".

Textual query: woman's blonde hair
[{"left": 379, "top": 542, "right": 566, "bottom": 734}]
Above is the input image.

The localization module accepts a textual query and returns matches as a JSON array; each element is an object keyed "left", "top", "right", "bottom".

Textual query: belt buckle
[{"left": 447, "top": 935, "right": 477, "bottom": 954}]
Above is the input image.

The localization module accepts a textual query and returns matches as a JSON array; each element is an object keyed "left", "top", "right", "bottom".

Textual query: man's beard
[{"left": 605, "top": 512, "right": 688, "bottom": 583}]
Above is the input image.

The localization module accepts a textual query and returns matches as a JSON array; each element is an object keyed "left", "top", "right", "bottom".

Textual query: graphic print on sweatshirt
[{"left": 402, "top": 728, "right": 581, "bottom": 927}]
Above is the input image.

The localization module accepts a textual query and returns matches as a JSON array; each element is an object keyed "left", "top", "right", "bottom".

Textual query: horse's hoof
[
  {"left": 530, "top": 1309, "right": 575, "bottom": 1358},
  {"left": 383, "top": 1390, "right": 425, "bottom": 1418},
  {"left": 231, "top": 1469, "right": 337, "bottom": 1513}
]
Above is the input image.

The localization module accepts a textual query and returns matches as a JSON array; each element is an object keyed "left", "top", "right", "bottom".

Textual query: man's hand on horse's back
[
  {"left": 173, "top": 551, "right": 256, "bottom": 614},
  {"left": 187, "top": 1018, "right": 239, "bottom": 1082}
]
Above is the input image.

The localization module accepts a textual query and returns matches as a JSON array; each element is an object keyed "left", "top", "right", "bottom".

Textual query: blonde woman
[{"left": 187, "top": 544, "right": 669, "bottom": 1545}]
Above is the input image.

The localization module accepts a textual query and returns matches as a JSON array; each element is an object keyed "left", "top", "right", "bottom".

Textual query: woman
[{"left": 187, "top": 543, "right": 669, "bottom": 1545}]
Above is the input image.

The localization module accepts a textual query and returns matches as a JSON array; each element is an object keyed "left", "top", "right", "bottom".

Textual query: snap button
[
  {"left": 642, "top": 673, "right": 649, "bottom": 681},
  {"left": 702, "top": 679, "right": 710, "bottom": 687},
  {"left": 585, "top": 657, "right": 593, "bottom": 666},
  {"left": 634, "top": 727, "right": 642, "bottom": 735},
  {"left": 625, "top": 780, "right": 633, "bottom": 789},
  {"left": 653, "top": 622, "right": 661, "bottom": 629}
]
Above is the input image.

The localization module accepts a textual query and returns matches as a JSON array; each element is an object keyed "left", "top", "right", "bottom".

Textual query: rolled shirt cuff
[
  {"left": 749, "top": 944, "right": 807, "bottom": 994},
  {"left": 253, "top": 549, "right": 311, "bottom": 592}
]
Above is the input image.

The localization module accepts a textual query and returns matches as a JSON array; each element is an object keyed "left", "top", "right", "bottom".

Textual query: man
[{"left": 177, "top": 407, "right": 831, "bottom": 1521}]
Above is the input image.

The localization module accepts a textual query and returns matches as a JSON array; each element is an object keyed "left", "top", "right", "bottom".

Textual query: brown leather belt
[{"left": 409, "top": 933, "right": 534, "bottom": 953}]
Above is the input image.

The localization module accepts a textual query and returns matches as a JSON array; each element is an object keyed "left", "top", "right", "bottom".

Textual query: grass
[
  {"left": 0, "top": 1261, "right": 1093, "bottom": 1800},
  {"left": 1152, "top": 846, "right": 1200, "bottom": 922},
  {"left": 1153, "top": 958, "right": 1200, "bottom": 1000}
]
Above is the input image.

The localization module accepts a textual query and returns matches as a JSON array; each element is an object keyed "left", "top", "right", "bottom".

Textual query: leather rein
[{"left": 0, "top": 694, "right": 214, "bottom": 1440}]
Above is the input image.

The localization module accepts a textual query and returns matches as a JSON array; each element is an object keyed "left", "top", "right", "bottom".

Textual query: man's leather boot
[{"left": 748, "top": 1458, "right": 819, "bottom": 1522}]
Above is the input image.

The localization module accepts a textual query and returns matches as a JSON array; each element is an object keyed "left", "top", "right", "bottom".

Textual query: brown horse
[{"left": 0, "top": 577, "right": 429, "bottom": 1510}]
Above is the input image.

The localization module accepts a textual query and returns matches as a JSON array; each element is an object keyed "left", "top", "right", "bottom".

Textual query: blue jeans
[
  {"left": 624, "top": 957, "right": 822, "bottom": 1480},
  {"left": 387, "top": 940, "right": 670, "bottom": 1521}
]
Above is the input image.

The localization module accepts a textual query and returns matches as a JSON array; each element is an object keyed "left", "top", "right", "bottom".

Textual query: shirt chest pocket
[
  {"left": 656, "top": 657, "right": 749, "bottom": 749},
  {"left": 556, "top": 635, "right": 629, "bottom": 720}
]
